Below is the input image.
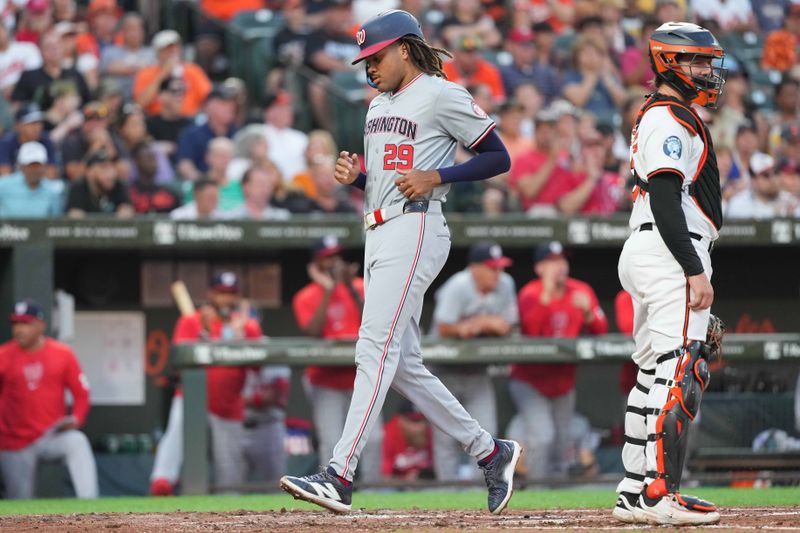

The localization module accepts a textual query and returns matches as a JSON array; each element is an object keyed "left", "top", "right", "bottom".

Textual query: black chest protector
[{"left": 633, "top": 94, "right": 723, "bottom": 230}]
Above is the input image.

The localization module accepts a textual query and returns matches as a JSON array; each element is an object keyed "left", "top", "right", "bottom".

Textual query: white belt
[{"left": 363, "top": 200, "right": 441, "bottom": 230}]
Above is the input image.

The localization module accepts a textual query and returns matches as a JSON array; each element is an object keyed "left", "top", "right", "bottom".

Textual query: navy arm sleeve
[
  {"left": 438, "top": 130, "right": 511, "bottom": 184},
  {"left": 648, "top": 171, "right": 704, "bottom": 276},
  {"left": 352, "top": 172, "right": 366, "bottom": 191}
]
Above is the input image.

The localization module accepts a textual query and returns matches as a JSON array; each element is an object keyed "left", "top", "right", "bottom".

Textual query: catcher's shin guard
[
  {"left": 647, "top": 341, "right": 710, "bottom": 498},
  {"left": 617, "top": 368, "right": 655, "bottom": 495}
]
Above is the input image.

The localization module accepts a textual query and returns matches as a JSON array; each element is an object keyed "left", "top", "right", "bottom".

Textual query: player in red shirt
[
  {"left": 0, "top": 300, "right": 98, "bottom": 499},
  {"left": 150, "top": 271, "right": 263, "bottom": 495},
  {"left": 292, "top": 236, "right": 383, "bottom": 483},
  {"left": 509, "top": 242, "right": 607, "bottom": 480},
  {"left": 382, "top": 402, "right": 434, "bottom": 480}
]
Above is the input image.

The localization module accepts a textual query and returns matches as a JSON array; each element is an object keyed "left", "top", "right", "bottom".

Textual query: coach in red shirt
[
  {"left": 292, "top": 236, "right": 382, "bottom": 482},
  {"left": 0, "top": 300, "right": 98, "bottom": 499},
  {"left": 509, "top": 242, "right": 607, "bottom": 480}
]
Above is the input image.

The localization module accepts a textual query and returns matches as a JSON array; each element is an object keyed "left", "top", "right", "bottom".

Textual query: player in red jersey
[
  {"left": 0, "top": 300, "right": 98, "bottom": 499},
  {"left": 509, "top": 241, "right": 607, "bottom": 480}
]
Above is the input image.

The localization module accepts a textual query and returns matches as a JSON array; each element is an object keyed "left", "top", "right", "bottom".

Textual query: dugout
[{"left": 0, "top": 215, "right": 798, "bottom": 495}]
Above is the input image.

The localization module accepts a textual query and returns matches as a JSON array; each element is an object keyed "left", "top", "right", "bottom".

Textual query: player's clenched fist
[
  {"left": 335, "top": 151, "right": 360, "bottom": 185},
  {"left": 395, "top": 168, "right": 442, "bottom": 199}
]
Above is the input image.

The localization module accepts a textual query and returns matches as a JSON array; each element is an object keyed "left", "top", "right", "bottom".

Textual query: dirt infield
[{"left": 2, "top": 507, "right": 799, "bottom": 532}]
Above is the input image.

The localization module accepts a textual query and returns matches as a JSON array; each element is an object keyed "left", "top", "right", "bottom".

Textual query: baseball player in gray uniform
[
  {"left": 280, "top": 10, "right": 521, "bottom": 514},
  {"left": 429, "top": 241, "right": 518, "bottom": 482}
]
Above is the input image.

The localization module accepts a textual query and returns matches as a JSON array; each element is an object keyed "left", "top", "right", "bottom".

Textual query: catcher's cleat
[
  {"left": 611, "top": 491, "right": 643, "bottom": 523},
  {"left": 479, "top": 439, "right": 522, "bottom": 515},
  {"left": 279, "top": 466, "right": 352, "bottom": 513},
  {"left": 633, "top": 492, "right": 720, "bottom": 526}
]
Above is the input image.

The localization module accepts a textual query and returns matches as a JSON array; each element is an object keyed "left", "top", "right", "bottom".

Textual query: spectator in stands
[
  {"left": 619, "top": 16, "right": 658, "bottom": 90},
  {"left": 194, "top": 22, "right": 230, "bottom": 81},
  {"left": 12, "top": 30, "right": 92, "bottom": 109},
  {"left": 0, "top": 104, "right": 58, "bottom": 179},
  {"left": 290, "top": 129, "right": 339, "bottom": 195},
  {"left": 176, "top": 87, "right": 238, "bottom": 182},
  {"left": 509, "top": 108, "right": 574, "bottom": 215},
  {"left": 732, "top": 120, "right": 760, "bottom": 184},
  {"left": 222, "top": 77, "right": 251, "bottom": 128},
  {"left": 100, "top": 13, "right": 155, "bottom": 98},
  {"left": 710, "top": 57, "right": 752, "bottom": 151},
  {"left": 128, "top": 143, "right": 182, "bottom": 215},
  {"left": 382, "top": 401, "right": 434, "bottom": 481},
  {"left": 185, "top": 136, "right": 243, "bottom": 212},
  {"left": 66, "top": 149, "right": 133, "bottom": 218},
  {"left": 13, "top": 0, "right": 53, "bottom": 45},
  {"left": 778, "top": 159, "right": 800, "bottom": 212},
  {"left": 61, "top": 101, "right": 125, "bottom": 182},
  {"left": 500, "top": 28, "right": 561, "bottom": 104},
  {"left": 169, "top": 178, "right": 224, "bottom": 220},
  {"left": 762, "top": 3, "right": 800, "bottom": 72},
  {"left": 513, "top": 82, "right": 545, "bottom": 138},
  {"left": 727, "top": 153, "right": 798, "bottom": 218},
  {"left": 42, "top": 81, "right": 84, "bottom": 145},
  {"left": 228, "top": 126, "right": 270, "bottom": 182},
  {"left": 497, "top": 99, "right": 534, "bottom": 164},
  {"left": 227, "top": 164, "right": 291, "bottom": 220},
  {"left": 653, "top": 0, "right": 686, "bottom": 24},
  {"left": 440, "top": 0, "right": 502, "bottom": 49},
  {"left": 269, "top": 0, "right": 312, "bottom": 95},
  {"left": 116, "top": 103, "right": 175, "bottom": 185},
  {"left": 292, "top": 236, "right": 382, "bottom": 484},
  {"left": 690, "top": 0, "right": 755, "bottom": 32},
  {"left": 443, "top": 35, "right": 505, "bottom": 104},
  {"left": 150, "top": 271, "right": 262, "bottom": 496},
  {"left": 778, "top": 123, "right": 800, "bottom": 168},
  {"left": 0, "top": 299, "right": 98, "bottom": 500},
  {"left": 145, "top": 77, "right": 192, "bottom": 162},
  {"left": 304, "top": 0, "right": 360, "bottom": 130},
  {"left": 261, "top": 91, "right": 309, "bottom": 184},
  {"left": 77, "top": 0, "right": 122, "bottom": 60},
  {"left": 769, "top": 79, "right": 800, "bottom": 145},
  {"left": 429, "top": 241, "right": 517, "bottom": 482},
  {"left": 509, "top": 241, "right": 607, "bottom": 481},
  {"left": 0, "top": 142, "right": 63, "bottom": 218},
  {"left": 0, "top": 22, "right": 42, "bottom": 99},
  {"left": 133, "top": 30, "right": 213, "bottom": 117},
  {"left": 52, "top": 0, "right": 78, "bottom": 23},
  {"left": 242, "top": 366, "right": 290, "bottom": 485},
  {"left": 523, "top": 1, "right": 574, "bottom": 34},
  {"left": 562, "top": 35, "right": 626, "bottom": 127},
  {"left": 56, "top": 21, "right": 99, "bottom": 92},
  {"left": 600, "top": 0, "right": 632, "bottom": 58},
  {"left": 558, "top": 128, "right": 626, "bottom": 215}
]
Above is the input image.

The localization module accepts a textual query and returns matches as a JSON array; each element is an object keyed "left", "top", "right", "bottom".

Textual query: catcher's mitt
[{"left": 705, "top": 314, "right": 725, "bottom": 360}]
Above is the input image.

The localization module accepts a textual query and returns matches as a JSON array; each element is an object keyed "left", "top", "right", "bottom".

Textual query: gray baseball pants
[
  {"left": 329, "top": 212, "right": 495, "bottom": 481},
  {"left": 0, "top": 429, "right": 98, "bottom": 499}
]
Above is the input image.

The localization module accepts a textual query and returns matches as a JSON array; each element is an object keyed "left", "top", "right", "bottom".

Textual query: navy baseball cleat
[
  {"left": 279, "top": 466, "right": 352, "bottom": 513},
  {"left": 479, "top": 439, "right": 522, "bottom": 515}
]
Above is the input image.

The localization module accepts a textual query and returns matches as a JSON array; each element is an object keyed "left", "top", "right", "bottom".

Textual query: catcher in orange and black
[{"left": 615, "top": 22, "right": 728, "bottom": 527}]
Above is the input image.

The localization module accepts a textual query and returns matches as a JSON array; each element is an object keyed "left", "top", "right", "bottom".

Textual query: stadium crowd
[{"left": 0, "top": 0, "right": 799, "bottom": 220}]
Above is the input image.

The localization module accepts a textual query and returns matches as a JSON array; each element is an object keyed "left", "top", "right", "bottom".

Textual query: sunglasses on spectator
[{"left": 84, "top": 103, "right": 109, "bottom": 120}]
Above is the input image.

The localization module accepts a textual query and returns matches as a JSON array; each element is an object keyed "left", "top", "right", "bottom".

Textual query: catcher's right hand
[{"left": 705, "top": 314, "right": 725, "bottom": 360}]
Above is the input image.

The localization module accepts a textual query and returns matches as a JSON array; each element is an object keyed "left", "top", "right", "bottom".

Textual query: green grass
[{"left": 0, "top": 487, "right": 798, "bottom": 516}]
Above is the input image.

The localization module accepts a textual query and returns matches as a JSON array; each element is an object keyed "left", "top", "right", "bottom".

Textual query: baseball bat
[{"left": 171, "top": 281, "right": 196, "bottom": 316}]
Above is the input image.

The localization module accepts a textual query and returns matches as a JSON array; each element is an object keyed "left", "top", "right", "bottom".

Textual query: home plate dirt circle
[{"left": 2, "top": 507, "right": 799, "bottom": 532}]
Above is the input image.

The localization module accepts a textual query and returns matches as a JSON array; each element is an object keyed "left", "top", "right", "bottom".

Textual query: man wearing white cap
[
  {"left": 726, "top": 153, "right": 797, "bottom": 218},
  {"left": 0, "top": 142, "right": 63, "bottom": 218},
  {"left": 133, "top": 29, "right": 212, "bottom": 117}
]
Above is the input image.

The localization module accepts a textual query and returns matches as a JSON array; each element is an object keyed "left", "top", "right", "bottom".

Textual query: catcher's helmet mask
[
  {"left": 352, "top": 10, "right": 425, "bottom": 89},
  {"left": 649, "top": 22, "right": 727, "bottom": 108}
]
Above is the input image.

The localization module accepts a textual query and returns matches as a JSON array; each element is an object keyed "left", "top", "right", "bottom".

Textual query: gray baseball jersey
[
  {"left": 362, "top": 73, "right": 496, "bottom": 212},
  {"left": 329, "top": 73, "right": 498, "bottom": 481},
  {"left": 430, "top": 270, "right": 519, "bottom": 338}
]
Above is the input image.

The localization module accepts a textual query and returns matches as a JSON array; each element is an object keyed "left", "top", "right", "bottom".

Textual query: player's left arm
[
  {"left": 583, "top": 288, "right": 608, "bottom": 335},
  {"left": 395, "top": 83, "right": 510, "bottom": 198}
]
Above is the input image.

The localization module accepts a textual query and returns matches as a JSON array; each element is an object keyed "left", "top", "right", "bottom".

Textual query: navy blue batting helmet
[{"left": 351, "top": 10, "right": 424, "bottom": 65}]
